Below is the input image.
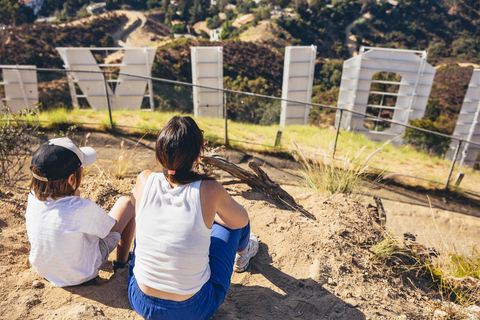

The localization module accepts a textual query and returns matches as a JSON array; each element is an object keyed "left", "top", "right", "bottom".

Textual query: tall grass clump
[
  {"left": 371, "top": 234, "right": 480, "bottom": 306},
  {"left": 111, "top": 137, "right": 145, "bottom": 179},
  {"left": 446, "top": 249, "right": 480, "bottom": 278},
  {"left": 370, "top": 233, "right": 409, "bottom": 260},
  {"left": 292, "top": 140, "right": 383, "bottom": 195},
  {"left": 419, "top": 252, "right": 480, "bottom": 305}
]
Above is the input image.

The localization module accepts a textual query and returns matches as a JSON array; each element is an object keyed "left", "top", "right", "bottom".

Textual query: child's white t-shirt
[{"left": 25, "top": 193, "right": 116, "bottom": 287}]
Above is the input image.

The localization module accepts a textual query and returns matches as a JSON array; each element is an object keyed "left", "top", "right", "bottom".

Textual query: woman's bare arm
[
  {"left": 131, "top": 170, "right": 153, "bottom": 213},
  {"left": 200, "top": 179, "right": 248, "bottom": 230}
]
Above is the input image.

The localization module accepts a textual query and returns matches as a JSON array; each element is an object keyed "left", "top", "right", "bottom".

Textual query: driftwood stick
[
  {"left": 201, "top": 154, "right": 315, "bottom": 220},
  {"left": 373, "top": 196, "right": 387, "bottom": 228},
  {"left": 248, "top": 162, "right": 276, "bottom": 186},
  {"left": 248, "top": 162, "right": 297, "bottom": 206},
  {"left": 201, "top": 155, "right": 264, "bottom": 189}
]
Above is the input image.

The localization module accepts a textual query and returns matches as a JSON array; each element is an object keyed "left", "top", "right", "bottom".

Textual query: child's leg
[{"left": 108, "top": 196, "right": 135, "bottom": 264}]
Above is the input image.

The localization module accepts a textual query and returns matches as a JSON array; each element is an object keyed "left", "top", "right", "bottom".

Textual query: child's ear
[{"left": 68, "top": 173, "right": 76, "bottom": 186}]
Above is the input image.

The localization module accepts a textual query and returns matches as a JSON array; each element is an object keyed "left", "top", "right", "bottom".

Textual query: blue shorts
[{"left": 128, "top": 222, "right": 250, "bottom": 320}]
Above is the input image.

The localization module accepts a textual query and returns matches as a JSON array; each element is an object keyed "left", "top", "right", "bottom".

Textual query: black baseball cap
[{"left": 30, "top": 137, "right": 97, "bottom": 181}]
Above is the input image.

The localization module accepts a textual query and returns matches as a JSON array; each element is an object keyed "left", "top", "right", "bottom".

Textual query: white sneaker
[{"left": 233, "top": 233, "right": 259, "bottom": 273}]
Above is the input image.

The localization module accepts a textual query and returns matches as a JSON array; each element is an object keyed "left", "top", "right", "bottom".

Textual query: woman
[{"left": 128, "top": 116, "right": 258, "bottom": 319}]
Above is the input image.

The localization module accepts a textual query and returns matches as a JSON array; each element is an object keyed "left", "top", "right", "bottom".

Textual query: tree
[
  {"left": 220, "top": 21, "right": 233, "bottom": 39},
  {"left": 147, "top": 0, "right": 161, "bottom": 10},
  {"left": 161, "top": 0, "right": 168, "bottom": 11},
  {"left": 206, "top": 16, "right": 220, "bottom": 29},
  {"left": 171, "top": 22, "right": 187, "bottom": 34},
  {"left": 164, "top": 4, "right": 175, "bottom": 25},
  {"left": 317, "top": 59, "right": 344, "bottom": 90},
  {"left": 0, "top": 0, "right": 20, "bottom": 26},
  {"left": 188, "top": 0, "right": 206, "bottom": 25},
  {"left": 177, "top": 0, "right": 194, "bottom": 22},
  {"left": 105, "top": 0, "right": 120, "bottom": 10},
  {"left": 404, "top": 118, "right": 451, "bottom": 156}
]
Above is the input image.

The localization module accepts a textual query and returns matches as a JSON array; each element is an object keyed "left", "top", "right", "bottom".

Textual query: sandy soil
[{"left": 1, "top": 132, "right": 480, "bottom": 319}]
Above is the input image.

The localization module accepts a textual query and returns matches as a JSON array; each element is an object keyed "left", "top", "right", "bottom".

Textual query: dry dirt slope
[{"left": 0, "top": 133, "right": 480, "bottom": 319}]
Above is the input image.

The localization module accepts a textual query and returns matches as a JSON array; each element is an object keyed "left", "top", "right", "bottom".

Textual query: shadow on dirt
[{"left": 215, "top": 242, "right": 366, "bottom": 320}]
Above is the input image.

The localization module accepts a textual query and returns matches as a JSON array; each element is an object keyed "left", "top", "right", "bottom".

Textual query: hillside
[
  {"left": 1, "top": 132, "right": 480, "bottom": 319},
  {"left": 1, "top": 2, "right": 480, "bottom": 137},
  {"left": 0, "top": 13, "right": 126, "bottom": 68}
]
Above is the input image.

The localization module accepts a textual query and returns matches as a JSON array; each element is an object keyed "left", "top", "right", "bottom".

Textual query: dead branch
[
  {"left": 201, "top": 154, "right": 315, "bottom": 220},
  {"left": 374, "top": 196, "right": 387, "bottom": 228}
]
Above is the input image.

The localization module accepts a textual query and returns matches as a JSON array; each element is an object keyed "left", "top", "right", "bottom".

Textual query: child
[
  {"left": 26, "top": 137, "right": 135, "bottom": 287},
  {"left": 128, "top": 116, "right": 258, "bottom": 319}
]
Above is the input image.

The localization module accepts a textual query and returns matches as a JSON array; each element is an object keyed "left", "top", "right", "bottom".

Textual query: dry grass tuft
[
  {"left": 111, "top": 137, "right": 144, "bottom": 179},
  {"left": 292, "top": 140, "right": 384, "bottom": 195}
]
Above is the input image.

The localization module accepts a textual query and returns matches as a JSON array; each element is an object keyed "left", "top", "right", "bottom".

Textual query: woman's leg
[
  {"left": 208, "top": 222, "right": 250, "bottom": 298},
  {"left": 127, "top": 225, "right": 252, "bottom": 319}
]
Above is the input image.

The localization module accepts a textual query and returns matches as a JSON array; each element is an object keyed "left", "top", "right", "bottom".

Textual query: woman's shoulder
[
  {"left": 200, "top": 178, "right": 220, "bottom": 187},
  {"left": 135, "top": 170, "right": 156, "bottom": 187},
  {"left": 199, "top": 178, "right": 223, "bottom": 196},
  {"left": 137, "top": 170, "right": 154, "bottom": 181}
]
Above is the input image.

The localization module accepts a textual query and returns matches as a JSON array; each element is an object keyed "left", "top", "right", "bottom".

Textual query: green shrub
[
  {"left": 171, "top": 23, "right": 187, "bottom": 34},
  {"left": 404, "top": 118, "right": 451, "bottom": 156}
]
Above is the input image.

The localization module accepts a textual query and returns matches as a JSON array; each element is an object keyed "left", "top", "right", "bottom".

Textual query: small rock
[
  {"left": 327, "top": 278, "right": 337, "bottom": 286},
  {"left": 397, "top": 315, "right": 407, "bottom": 320},
  {"left": 32, "top": 280, "right": 44, "bottom": 289},
  {"left": 467, "top": 305, "right": 480, "bottom": 313},
  {"left": 26, "top": 298, "right": 41, "bottom": 308},
  {"left": 65, "top": 304, "right": 107, "bottom": 318},
  {"left": 433, "top": 310, "right": 448, "bottom": 320},
  {"left": 345, "top": 298, "right": 358, "bottom": 307}
]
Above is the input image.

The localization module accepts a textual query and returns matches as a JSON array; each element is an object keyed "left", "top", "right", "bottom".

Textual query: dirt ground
[{"left": 1, "top": 132, "right": 480, "bottom": 319}]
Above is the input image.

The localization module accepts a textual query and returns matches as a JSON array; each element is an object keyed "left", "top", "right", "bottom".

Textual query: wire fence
[{"left": 2, "top": 66, "right": 480, "bottom": 196}]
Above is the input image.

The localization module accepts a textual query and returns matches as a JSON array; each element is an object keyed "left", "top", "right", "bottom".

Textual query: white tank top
[{"left": 133, "top": 172, "right": 211, "bottom": 295}]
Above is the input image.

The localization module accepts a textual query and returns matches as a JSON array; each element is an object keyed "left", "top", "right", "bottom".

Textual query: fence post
[
  {"left": 224, "top": 91, "right": 229, "bottom": 147},
  {"left": 103, "top": 73, "right": 114, "bottom": 130},
  {"left": 445, "top": 140, "right": 462, "bottom": 190},
  {"left": 275, "top": 129, "right": 283, "bottom": 147},
  {"left": 454, "top": 171, "right": 465, "bottom": 187},
  {"left": 333, "top": 108, "right": 343, "bottom": 158}
]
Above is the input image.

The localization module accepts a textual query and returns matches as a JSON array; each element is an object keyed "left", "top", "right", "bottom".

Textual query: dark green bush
[{"left": 404, "top": 118, "right": 451, "bottom": 156}]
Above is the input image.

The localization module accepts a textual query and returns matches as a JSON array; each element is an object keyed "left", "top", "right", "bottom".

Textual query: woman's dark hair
[
  {"left": 30, "top": 167, "right": 82, "bottom": 201},
  {"left": 156, "top": 116, "right": 211, "bottom": 185}
]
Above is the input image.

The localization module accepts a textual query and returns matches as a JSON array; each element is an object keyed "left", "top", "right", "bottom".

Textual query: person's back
[
  {"left": 26, "top": 193, "right": 116, "bottom": 286},
  {"left": 128, "top": 116, "right": 259, "bottom": 320},
  {"left": 133, "top": 172, "right": 210, "bottom": 294}
]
